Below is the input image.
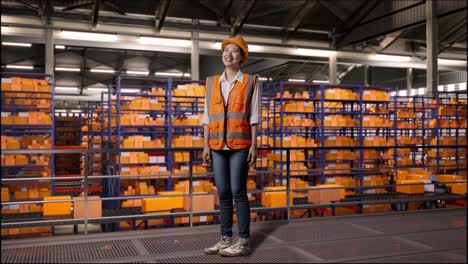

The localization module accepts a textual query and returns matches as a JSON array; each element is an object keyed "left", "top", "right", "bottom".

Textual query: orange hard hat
[{"left": 221, "top": 35, "right": 249, "bottom": 63}]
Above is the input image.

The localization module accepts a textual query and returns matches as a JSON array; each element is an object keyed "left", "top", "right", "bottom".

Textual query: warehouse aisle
[{"left": 1, "top": 208, "right": 466, "bottom": 263}]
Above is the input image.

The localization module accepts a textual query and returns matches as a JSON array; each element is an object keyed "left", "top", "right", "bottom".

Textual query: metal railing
[{"left": 1, "top": 148, "right": 467, "bottom": 235}]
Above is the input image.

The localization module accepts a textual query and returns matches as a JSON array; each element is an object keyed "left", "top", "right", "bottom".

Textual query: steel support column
[
  {"left": 45, "top": 27, "right": 54, "bottom": 75},
  {"left": 426, "top": 0, "right": 438, "bottom": 94},
  {"left": 329, "top": 54, "right": 337, "bottom": 85},
  {"left": 191, "top": 31, "right": 200, "bottom": 81},
  {"left": 364, "top": 65, "right": 371, "bottom": 86},
  {"left": 407, "top": 67, "right": 413, "bottom": 95}
]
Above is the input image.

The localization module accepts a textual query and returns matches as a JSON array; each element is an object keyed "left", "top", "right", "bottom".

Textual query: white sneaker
[
  {"left": 204, "top": 235, "right": 233, "bottom": 255},
  {"left": 218, "top": 237, "right": 251, "bottom": 257}
]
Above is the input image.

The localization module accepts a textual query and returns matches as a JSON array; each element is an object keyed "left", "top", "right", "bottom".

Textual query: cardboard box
[
  {"left": 1, "top": 187, "right": 10, "bottom": 201},
  {"left": 307, "top": 184, "right": 345, "bottom": 204},
  {"left": 450, "top": 182, "right": 467, "bottom": 194},
  {"left": 396, "top": 180, "right": 424, "bottom": 194},
  {"left": 73, "top": 195, "right": 102, "bottom": 219},
  {"left": 184, "top": 192, "right": 214, "bottom": 212},
  {"left": 261, "top": 186, "right": 293, "bottom": 207},
  {"left": 142, "top": 191, "right": 184, "bottom": 212},
  {"left": 43, "top": 196, "right": 72, "bottom": 216},
  {"left": 438, "top": 174, "right": 463, "bottom": 183}
]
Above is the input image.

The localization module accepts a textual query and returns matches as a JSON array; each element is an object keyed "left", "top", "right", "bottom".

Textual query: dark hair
[{"left": 239, "top": 48, "right": 244, "bottom": 61}]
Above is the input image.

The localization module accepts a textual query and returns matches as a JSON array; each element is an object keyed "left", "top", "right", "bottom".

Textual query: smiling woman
[{"left": 202, "top": 35, "right": 260, "bottom": 257}]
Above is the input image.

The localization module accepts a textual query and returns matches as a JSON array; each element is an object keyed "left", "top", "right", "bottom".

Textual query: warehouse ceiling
[{"left": 1, "top": 0, "right": 467, "bottom": 108}]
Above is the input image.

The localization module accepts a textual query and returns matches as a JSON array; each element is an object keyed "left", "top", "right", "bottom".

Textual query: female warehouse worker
[{"left": 202, "top": 35, "right": 260, "bottom": 257}]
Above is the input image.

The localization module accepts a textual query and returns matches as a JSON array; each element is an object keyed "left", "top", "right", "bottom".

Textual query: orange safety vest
[{"left": 206, "top": 73, "right": 257, "bottom": 150}]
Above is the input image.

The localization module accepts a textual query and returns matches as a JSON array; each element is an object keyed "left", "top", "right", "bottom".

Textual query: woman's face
[{"left": 222, "top": 43, "right": 243, "bottom": 68}]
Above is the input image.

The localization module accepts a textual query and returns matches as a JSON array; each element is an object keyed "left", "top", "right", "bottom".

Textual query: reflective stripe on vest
[{"left": 206, "top": 73, "right": 256, "bottom": 150}]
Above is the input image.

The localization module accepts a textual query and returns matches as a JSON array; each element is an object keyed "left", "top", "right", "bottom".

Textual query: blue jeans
[{"left": 211, "top": 149, "right": 250, "bottom": 239}]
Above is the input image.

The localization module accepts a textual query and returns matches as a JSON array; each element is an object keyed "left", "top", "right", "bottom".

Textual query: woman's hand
[
  {"left": 202, "top": 146, "right": 211, "bottom": 163},
  {"left": 247, "top": 145, "right": 257, "bottom": 165}
]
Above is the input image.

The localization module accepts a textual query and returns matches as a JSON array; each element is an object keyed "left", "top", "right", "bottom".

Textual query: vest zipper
[{"left": 221, "top": 79, "right": 237, "bottom": 149}]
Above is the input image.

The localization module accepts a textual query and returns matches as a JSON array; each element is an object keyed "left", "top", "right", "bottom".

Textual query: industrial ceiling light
[
  {"left": 373, "top": 54, "right": 411, "bottom": 61},
  {"left": 126, "top": 70, "right": 149, "bottom": 75},
  {"left": 60, "top": 30, "right": 118, "bottom": 42},
  {"left": 248, "top": 44, "right": 264, "bottom": 52},
  {"left": 288, "top": 79, "right": 305, "bottom": 82},
  {"left": 312, "top": 80, "right": 329, "bottom": 83},
  {"left": 90, "top": 69, "right": 115, "bottom": 74},
  {"left": 2, "top": 42, "right": 32, "bottom": 47},
  {"left": 55, "top": 86, "right": 79, "bottom": 91},
  {"left": 55, "top": 67, "right": 80, "bottom": 72},
  {"left": 155, "top": 71, "right": 184, "bottom": 77},
  {"left": 417, "top": 88, "right": 426, "bottom": 95},
  {"left": 55, "top": 109, "right": 67, "bottom": 113},
  {"left": 447, "top": 84, "right": 456, "bottom": 91},
  {"left": 295, "top": 48, "right": 336, "bottom": 57},
  {"left": 55, "top": 45, "right": 66, "bottom": 49},
  {"left": 258, "top": 77, "right": 268, "bottom": 81},
  {"left": 139, "top": 36, "right": 191, "bottom": 47},
  {"left": 6, "top": 65, "right": 33, "bottom": 69},
  {"left": 438, "top": 59, "right": 465, "bottom": 66}
]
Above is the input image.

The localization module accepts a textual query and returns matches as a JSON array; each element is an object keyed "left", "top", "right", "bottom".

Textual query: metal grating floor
[{"left": 2, "top": 208, "right": 466, "bottom": 263}]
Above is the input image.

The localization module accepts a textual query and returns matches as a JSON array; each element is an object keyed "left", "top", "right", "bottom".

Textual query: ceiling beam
[
  {"left": 62, "top": 2, "right": 93, "bottom": 12},
  {"left": 155, "top": 0, "right": 171, "bottom": 33},
  {"left": 222, "top": 0, "right": 233, "bottom": 24},
  {"left": 199, "top": 0, "right": 229, "bottom": 26},
  {"left": 305, "top": 64, "right": 327, "bottom": 82},
  {"left": 283, "top": 62, "right": 307, "bottom": 80},
  {"left": 439, "top": 29, "right": 467, "bottom": 55},
  {"left": 103, "top": 0, "right": 126, "bottom": 16},
  {"left": 231, "top": 0, "right": 256, "bottom": 36},
  {"left": 333, "top": 1, "right": 466, "bottom": 49},
  {"left": 282, "top": 0, "right": 320, "bottom": 44},
  {"left": 439, "top": 17, "right": 466, "bottom": 47},
  {"left": 92, "top": 0, "right": 101, "bottom": 27},
  {"left": 248, "top": 5, "right": 291, "bottom": 19},
  {"left": 376, "top": 30, "right": 404, "bottom": 53},
  {"left": 318, "top": 0, "right": 346, "bottom": 22},
  {"left": 18, "top": 1, "right": 39, "bottom": 12},
  {"left": 336, "top": 64, "right": 357, "bottom": 83},
  {"left": 333, "top": 0, "right": 380, "bottom": 48}
]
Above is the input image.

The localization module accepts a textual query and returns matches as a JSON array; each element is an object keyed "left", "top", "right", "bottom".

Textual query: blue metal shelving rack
[
  {"left": 170, "top": 78, "right": 207, "bottom": 183},
  {"left": 1, "top": 71, "right": 55, "bottom": 236},
  {"left": 392, "top": 95, "right": 426, "bottom": 172},
  {"left": 431, "top": 90, "right": 467, "bottom": 176},
  {"left": 264, "top": 81, "right": 397, "bottom": 217},
  {"left": 104, "top": 76, "right": 208, "bottom": 231},
  {"left": 263, "top": 81, "right": 321, "bottom": 188},
  {"left": 359, "top": 85, "right": 395, "bottom": 198},
  {"left": 1, "top": 72, "right": 55, "bottom": 188}
]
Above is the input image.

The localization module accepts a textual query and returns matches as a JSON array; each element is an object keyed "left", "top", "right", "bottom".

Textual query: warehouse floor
[{"left": 1, "top": 208, "right": 466, "bottom": 263}]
